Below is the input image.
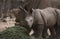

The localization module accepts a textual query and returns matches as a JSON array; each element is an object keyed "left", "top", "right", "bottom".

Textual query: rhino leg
[
  {"left": 49, "top": 26, "right": 56, "bottom": 39},
  {"left": 54, "top": 25, "right": 60, "bottom": 39},
  {"left": 42, "top": 26, "right": 49, "bottom": 38},
  {"left": 32, "top": 24, "right": 44, "bottom": 39}
]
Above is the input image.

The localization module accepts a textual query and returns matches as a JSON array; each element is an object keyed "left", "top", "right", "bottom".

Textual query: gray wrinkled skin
[{"left": 25, "top": 7, "right": 60, "bottom": 39}]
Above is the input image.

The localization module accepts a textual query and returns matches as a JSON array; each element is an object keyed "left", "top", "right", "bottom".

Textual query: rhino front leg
[
  {"left": 33, "top": 24, "right": 44, "bottom": 39},
  {"left": 42, "top": 26, "right": 49, "bottom": 38}
]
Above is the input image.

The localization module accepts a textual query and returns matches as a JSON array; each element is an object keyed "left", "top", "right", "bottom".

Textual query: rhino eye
[{"left": 30, "top": 20, "right": 32, "bottom": 22}]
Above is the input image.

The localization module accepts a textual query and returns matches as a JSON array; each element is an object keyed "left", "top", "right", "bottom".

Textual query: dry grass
[{"left": 0, "top": 17, "right": 16, "bottom": 32}]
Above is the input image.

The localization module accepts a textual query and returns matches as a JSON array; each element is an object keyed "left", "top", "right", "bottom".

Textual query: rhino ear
[{"left": 32, "top": 8, "right": 35, "bottom": 12}]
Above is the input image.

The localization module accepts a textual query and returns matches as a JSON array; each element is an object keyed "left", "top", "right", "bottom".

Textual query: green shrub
[{"left": 0, "top": 26, "right": 31, "bottom": 39}]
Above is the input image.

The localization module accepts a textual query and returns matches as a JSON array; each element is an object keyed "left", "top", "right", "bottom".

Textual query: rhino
[{"left": 25, "top": 7, "right": 60, "bottom": 39}]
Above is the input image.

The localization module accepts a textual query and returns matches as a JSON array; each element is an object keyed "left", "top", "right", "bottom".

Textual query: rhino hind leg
[{"left": 49, "top": 26, "right": 56, "bottom": 39}]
